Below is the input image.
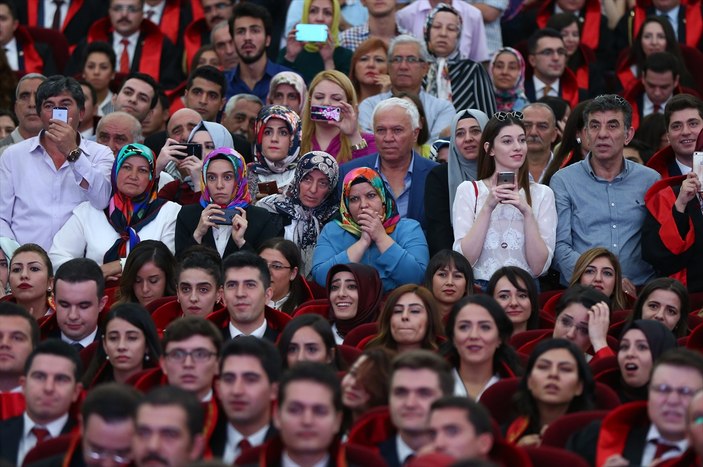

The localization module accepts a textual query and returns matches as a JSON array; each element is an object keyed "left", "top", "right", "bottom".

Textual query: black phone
[
  {"left": 497, "top": 172, "right": 515, "bottom": 186},
  {"left": 213, "top": 208, "right": 238, "bottom": 225},
  {"left": 174, "top": 143, "right": 202, "bottom": 160}
]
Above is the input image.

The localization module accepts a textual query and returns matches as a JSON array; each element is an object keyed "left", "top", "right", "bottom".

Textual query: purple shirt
[{"left": 311, "top": 132, "right": 377, "bottom": 161}]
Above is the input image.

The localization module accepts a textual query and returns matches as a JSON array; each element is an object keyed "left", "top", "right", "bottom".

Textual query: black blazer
[
  {"left": 209, "top": 414, "right": 278, "bottom": 459},
  {"left": 175, "top": 204, "right": 283, "bottom": 257},
  {"left": 378, "top": 437, "right": 402, "bottom": 467},
  {"left": 423, "top": 163, "right": 455, "bottom": 257},
  {"left": 220, "top": 321, "right": 280, "bottom": 343},
  {"left": 0, "top": 414, "right": 76, "bottom": 465},
  {"left": 566, "top": 420, "right": 649, "bottom": 466}
]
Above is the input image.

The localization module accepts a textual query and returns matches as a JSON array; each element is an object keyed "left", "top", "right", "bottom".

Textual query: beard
[{"left": 238, "top": 46, "right": 266, "bottom": 65}]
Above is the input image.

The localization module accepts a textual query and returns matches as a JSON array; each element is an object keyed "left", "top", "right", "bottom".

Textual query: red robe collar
[
  {"left": 14, "top": 26, "right": 44, "bottom": 74},
  {"left": 184, "top": 18, "right": 209, "bottom": 73},
  {"left": 159, "top": 0, "right": 185, "bottom": 45},
  {"left": 596, "top": 401, "right": 650, "bottom": 467},
  {"left": 537, "top": 0, "right": 602, "bottom": 50},
  {"left": 26, "top": 0, "right": 84, "bottom": 32},
  {"left": 633, "top": 0, "right": 703, "bottom": 48},
  {"left": 560, "top": 67, "right": 580, "bottom": 109},
  {"left": 646, "top": 145, "right": 678, "bottom": 179},
  {"left": 617, "top": 56, "right": 637, "bottom": 92},
  {"left": 0, "top": 392, "right": 25, "bottom": 421}
]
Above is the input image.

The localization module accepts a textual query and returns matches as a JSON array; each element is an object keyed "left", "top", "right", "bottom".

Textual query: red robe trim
[
  {"left": 0, "top": 392, "right": 25, "bottom": 421},
  {"left": 595, "top": 401, "right": 649, "bottom": 467},
  {"left": 646, "top": 145, "right": 678, "bottom": 179},
  {"left": 645, "top": 175, "right": 696, "bottom": 257},
  {"left": 26, "top": 0, "right": 83, "bottom": 32},
  {"left": 15, "top": 26, "right": 44, "bottom": 74},
  {"left": 560, "top": 68, "right": 580, "bottom": 109},
  {"left": 537, "top": 0, "right": 602, "bottom": 50},
  {"left": 184, "top": 19, "right": 208, "bottom": 72},
  {"left": 159, "top": 0, "right": 184, "bottom": 45},
  {"left": 633, "top": 1, "right": 703, "bottom": 48}
]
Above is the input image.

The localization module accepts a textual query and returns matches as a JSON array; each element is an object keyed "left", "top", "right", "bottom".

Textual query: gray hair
[
  {"left": 372, "top": 97, "right": 421, "bottom": 130},
  {"left": 523, "top": 102, "right": 556, "bottom": 126},
  {"left": 96, "top": 111, "right": 143, "bottom": 143},
  {"left": 388, "top": 34, "right": 432, "bottom": 63},
  {"left": 15, "top": 73, "right": 47, "bottom": 99},
  {"left": 583, "top": 94, "right": 633, "bottom": 130},
  {"left": 210, "top": 20, "right": 230, "bottom": 44},
  {"left": 224, "top": 93, "right": 264, "bottom": 116}
]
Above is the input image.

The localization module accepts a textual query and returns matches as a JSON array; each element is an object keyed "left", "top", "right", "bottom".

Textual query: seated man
[
  {"left": 212, "top": 336, "right": 281, "bottom": 463},
  {"left": 0, "top": 340, "right": 83, "bottom": 466},
  {"left": 95, "top": 110, "right": 143, "bottom": 157},
  {"left": 111, "top": 72, "right": 161, "bottom": 124},
  {"left": 0, "top": 0, "right": 56, "bottom": 76},
  {"left": 0, "top": 303, "right": 38, "bottom": 395},
  {"left": 427, "top": 396, "right": 494, "bottom": 462},
  {"left": 170, "top": 65, "right": 226, "bottom": 122},
  {"left": 0, "top": 73, "right": 46, "bottom": 156}
]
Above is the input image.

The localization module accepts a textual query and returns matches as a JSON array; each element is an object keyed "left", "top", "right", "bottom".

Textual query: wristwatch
[
  {"left": 350, "top": 139, "right": 368, "bottom": 151},
  {"left": 66, "top": 147, "right": 82, "bottom": 162}
]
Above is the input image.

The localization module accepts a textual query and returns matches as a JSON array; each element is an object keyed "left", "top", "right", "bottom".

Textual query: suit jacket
[
  {"left": 17, "top": 0, "right": 109, "bottom": 47},
  {"left": 378, "top": 437, "right": 401, "bottom": 467},
  {"left": 12, "top": 26, "right": 57, "bottom": 76},
  {"left": 209, "top": 418, "right": 278, "bottom": 459},
  {"left": 220, "top": 320, "right": 281, "bottom": 343},
  {"left": 423, "top": 163, "right": 454, "bottom": 256},
  {"left": 0, "top": 414, "right": 76, "bottom": 465},
  {"left": 338, "top": 152, "right": 438, "bottom": 230},
  {"left": 566, "top": 419, "right": 649, "bottom": 466}
]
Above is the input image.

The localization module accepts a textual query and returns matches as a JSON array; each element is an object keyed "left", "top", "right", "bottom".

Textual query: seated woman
[
  {"left": 349, "top": 38, "right": 390, "bottom": 104},
  {"left": 258, "top": 238, "right": 313, "bottom": 314},
  {"left": 82, "top": 303, "right": 162, "bottom": 387},
  {"left": 115, "top": 240, "right": 177, "bottom": 307},
  {"left": 50, "top": 144, "right": 181, "bottom": 277},
  {"left": 277, "top": 314, "right": 346, "bottom": 370},
  {"left": 425, "top": 109, "right": 489, "bottom": 255},
  {"left": 444, "top": 295, "right": 522, "bottom": 400},
  {"left": 257, "top": 151, "right": 339, "bottom": 276},
  {"left": 0, "top": 237, "right": 19, "bottom": 298},
  {"left": 176, "top": 147, "right": 283, "bottom": 257},
  {"left": 342, "top": 348, "right": 395, "bottom": 429},
  {"left": 278, "top": 0, "right": 353, "bottom": 84},
  {"left": 268, "top": 71, "right": 307, "bottom": 116},
  {"left": 542, "top": 99, "right": 591, "bottom": 186},
  {"left": 311, "top": 167, "right": 429, "bottom": 292},
  {"left": 81, "top": 41, "right": 116, "bottom": 116},
  {"left": 300, "top": 71, "right": 376, "bottom": 163},
  {"left": 505, "top": 339, "right": 595, "bottom": 446},
  {"left": 628, "top": 277, "right": 689, "bottom": 338},
  {"left": 423, "top": 3, "right": 496, "bottom": 115},
  {"left": 326, "top": 263, "right": 383, "bottom": 345},
  {"left": 452, "top": 112, "right": 556, "bottom": 289},
  {"left": 614, "top": 319, "right": 677, "bottom": 403},
  {"left": 423, "top": 249, "right": 474, "bottom": 319},
  {"left": 568, "top": 247, "right": 630, "bottom": 310},
  {"left": 487, "top": 266, "right": 540, "bottom": 336},
  {"left": 366, "top": 284, "right": 443, "bottom": 353},
  {"left": 489, "top": 47, "right": 529, "bottom": 112},
  {"left": 248, "top": 105, "right": 303, "bottom": 200},
  {"left": 8, "top": 243, "right": 55, "bottom": 320}
]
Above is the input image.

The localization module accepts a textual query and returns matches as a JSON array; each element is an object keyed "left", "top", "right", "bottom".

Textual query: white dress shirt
[
  {"left": 4, "top": 37, "right": 18, "bottom": 71},
  {"left": 533, "top": 76, "right": 560, "bottom": 99},
  {"left": 43, "top": 0, "right": 68, "bottom": 28},
  {"left": 282, "top": 451, "right": 330, "bottom": 467},
  {"left": 656, "top": 6, "right": 680, "bottom": 39},
  {"left": 222, "top": 423, "right": 269, "bottom": 464},
  {"left": 395, "top": 433, "right": 415, "bottom": 466},
  {"left": 17, "top": 412, "right": 69, "bottom": 466},
  {"left": 143, "top": 0, "right": 165, "bottom": 25},
  {"left": 229, "top": 318, "right": 267, "bottom": 339},
  {"left": 113, "top": 31, "right": 140, "bottom": 70},
  {"left": 61, "top": 327, "right": 98, "bottom": 348},
  {"left": 640, "top": 424, "right": 688, "bottom": 466},
  {"left": 643, "top": 93, "right": 671, "bottom": 117}
]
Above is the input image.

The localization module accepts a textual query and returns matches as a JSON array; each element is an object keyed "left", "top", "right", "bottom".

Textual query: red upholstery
[
  {"left": 337, "top": 344, "right": 362, "bottom": 367},
  {"left": 0, "top": 392, "right": 25, "bottom": 420},
  {"left": 541, "top": 411, "right": 610, "bottom": 449},
  {"left": 22, "top": 433, "right": 73, "bottom": 466},
  {"left": 26, "top": 26, "right": 69, "bottom": 74},
  {"left": 538, "top": 290, "right": 564, "bottom": 309},
  {"left": 511, "top": 329, "right": 552, "bottom": 353},
  {"left": 689, "top": 310, "right": 703, "bottom": 331},
  {"left": 588, "top": 355, "right": 617, "bottom": 375},
  {"left": 343, "top": 323, "right": 379, "bottom": 348},
  {"left": 523, "top": 445, "right": 590, "bottom": 467},
  {"left": 145, "top": 295, "right": 177, "bottom": 314},
  {"left": 538, "top": 310, "right": 556, "bottom": 329},
  {"left": 104, "top": 286, "right": 119, "bottom": 309},
  {"left": 542, "top": 292, "right": 563, "bottom": 316},
  {"left": 292, "top": 299, "right": 330, "bottom": 318},
  {"left": 686, "top": 320, "right": 703, "bottom": 352},
  {"left": 690, "top": 292, "right": 703, "bottom": 313},
  {"left": 347, "top": 406, "right": 394, "bottom": 448}
]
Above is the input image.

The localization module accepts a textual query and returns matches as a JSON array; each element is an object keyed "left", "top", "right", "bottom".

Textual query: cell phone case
[{"left": 310, "top": 105, "right": 341, "bottom": 122}]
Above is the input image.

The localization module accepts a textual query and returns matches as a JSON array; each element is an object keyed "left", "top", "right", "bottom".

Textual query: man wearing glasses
[
  {"left": 568, "top": 348, "right": 703, "bottom": 466},
  {"left": 524, "top": 28, "right": 580, "bottom": 108},
  {"left": 184, "top": 0, "right": 236, "bottom": 70}
]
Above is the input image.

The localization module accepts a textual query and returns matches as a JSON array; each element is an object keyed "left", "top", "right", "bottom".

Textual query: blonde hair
[
  {"left": 301, "top": 70, "right": 359, "bottom": 163},
  {"left": 569, "top": 247, "right": 627, "bottom": 310}
]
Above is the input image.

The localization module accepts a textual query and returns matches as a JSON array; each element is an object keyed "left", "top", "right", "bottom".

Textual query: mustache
[{"left": 140, "top": 453, "right": 169, "bottom": 465}]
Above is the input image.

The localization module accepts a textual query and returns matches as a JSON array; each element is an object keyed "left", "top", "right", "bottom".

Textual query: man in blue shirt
[
  {"left": 550, "top": 94, "right": 660, "bottom": 287},
  {"left": 224, "top": 3, "right": 294, "bottom": 102}
]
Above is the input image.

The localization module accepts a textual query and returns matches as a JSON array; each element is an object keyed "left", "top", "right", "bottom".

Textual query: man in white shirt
[
  {"left": 0, "top": 75, "right": 113, "bottom": 250},
  {"left": 523, "top": 103, "right": 558, "bottom": 183},
  {"left": 0, "top": 73, "right": 47, "bottom": 157},
  {"left": 525, "top": 29, "right": 567, "bottom": 102},
  {"left": 0, "top": 303, "right": 38, "bottom": 394}
]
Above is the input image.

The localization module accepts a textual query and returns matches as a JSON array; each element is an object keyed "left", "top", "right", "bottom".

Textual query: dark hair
[
  {"left": 630, "top": 277, "right": 689, "bottom": 338},
  {"left": 635, "top": 112, "right": 667, "bottom": 155},
  {"left": 527, "top": 28, "right": 564, "bottom": 54},
  {"left": 513, "top": 338, "right": 594, "bottom": 435},
  {"left": 36, "top": 75, "right": 86, "bottom": 111},
  {"left": 54, "top": 258, "right": 105, "bottom": 300},
  {"left": 230, "top": 2, "right": 273, "bottom": 38},
  {"left": 257, "top": 238, "right": 304, "bottom": 315},
  {"left": 81, "top": 382, "right": 142, "bottom": 423},
  {"left": 445, "top": 295, "right": 522, "bottom": 376},
  {"left": 625, "top": 138, "right": 655, "bottom": 163},
  {"left": 139, "top": 385, "right": 204, "bottom": 439},
  {"left": 487, "top": 266, "right": 540, "bottom": 331},
  {"left": 186, "top": 65, "right": 226, "bottom": 97},
  {"left": 177, "top": 245, "right": 224, "bottom": 287},
  {"left": 162, "top": 316, "right": 223, "bottom": 353},
  {"left": 81, "top": 41, "right": 117, "bottom": 71},
  {"left": 25, "top": 339, "right": 83, "bottom": 381},
  {"left": 534, "top": 96, "right": 568, "bottom": 122},
  {"left": 350, "top": 38, "right": 388, "bottom": 97},
  {"left": 0, "top": 108, "right": 18, "bottom": 126},
  {"left": 120, "top": 72, "right": 160, "bottom": 109},
  {"left": 423, "top": 249, "right": 474, "bottom": 298},
  {"left": 77, "top": 80, "right": 97, "bottom": 106},
  {"left": 545, "top": 99, "right": 591, "bottom": 185},
  {"left": 277, "top": 314, "right": 343, "bottom": 370},
  {"left": 545, "top": 12, "right": 579, "bottom": 34},
  {"left": 219, "top": 335, "right": 282, "bottom": 383},
  {"left": 278, "top": 361, "right": 342, "bottom": 411},
  {"left": 0, "top": 0, "right": 17, "bottom": 20},
  {"left": 394, "top": 92, "right": 429, "bottom": 146},
  {"left": 11, "top": 243, "right": 53, "bottom": 301},
  {"left": 664, "top": 93, "right": 703, "bottom": 129},
  {"left": 630, "top": 16, "right": 684, "bottom": 72},
  {"left": 653, "top": 348, "right": 703, "bottom": 382},
  {"left": 391, "top": 349, "right": 454, "bottom": 397},
  {"left": 430, "top": 395, "right": 493, "bottom": 436},
  {"left": 555, "top": 284, "right": 611, "bottom": 317},
  {"left": 642, "top": 51, "right": 681, "bottom": 78},
  {"left": 116, "top": 240, "right": 177, "bottom": 305},
  {"left": 583, "top": 94, "right": 633, "bottom": 132},
  {"left": 190, "top": 44, "right": 217, "bottom": 72},
  {"left": 351, "top": 348, "right": 395, "bottom": 409},
  {"left": 222, "top": 251, "right": 271, "bottom": 289},
  {"left": 0, "top": 302, "right": 40, "bottom": 347}
]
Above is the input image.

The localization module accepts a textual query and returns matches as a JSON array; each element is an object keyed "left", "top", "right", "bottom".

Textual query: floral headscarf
[
  {"left": 252, "top": 105, "right": 302, "bottom": 175},
  {"left": 489, "top": 47, "right": 529, "bottom": 112},
  {"left": 301, "top": 0, "right": 341, "bottom": 53},
  {"left": 199, "top": 147, "right": 251, "bottom": 209},
  {"left": 104, "top": 143, "right": 166, "bottom": 262},
  {"left": 424, "top": 3, "right": 462, "bottom": 102},
  {"left": 337, "top": 167, "right": 400, "bottom": 237}
]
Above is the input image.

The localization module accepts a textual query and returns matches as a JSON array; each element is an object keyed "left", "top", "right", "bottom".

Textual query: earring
[
  {"left": 47, "top": 287, "right": 52, "bottom": 292},
  {"left": 576, "top": 137, "right": 581, "bottom": 144},
  {"left": 105, "top": 355, "right": 109, "bottom": 361},
  {"left": 144, "top": 354, "right": 150, "bottom": 362}
]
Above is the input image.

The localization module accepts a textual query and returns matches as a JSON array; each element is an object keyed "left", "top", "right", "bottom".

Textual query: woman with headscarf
[
  {"left": 248, "top": 105, "right": 303, "bottom": 201},
  {"left": 278, "top": 0, "right": 353, "bottom": 84},
  {"left": 50, "top": 144, "right": 181, "bottom": 276},
  {"left": 175, "top": 147, "right": 283, "bottom": 257},
  {"left": 267, "top": 71, "right": 308, "bottom": 116},
  {"left": 311, "top": 167, "right": 429, "bottom": 292},
  {"left": 424, "top": 109, "right": 489, "bottom": 256},
  {"left": 257, "top": 151, "right": 339, "bottom": 276},
  {"left": 423, "top": 3, "right": 496, "bottom": 116},
  {"left": 0, "top": 237, "right": 19, "bottom": 298},
  {"left": 489, "top": 47, "right": 529, "bottom": 112}
]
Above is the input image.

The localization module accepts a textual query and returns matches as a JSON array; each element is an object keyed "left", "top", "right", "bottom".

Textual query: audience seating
[
  {"left": 541, "top": 411, "right": 610, "bottom": 448},
  {"left": 523, "top": 445, "right": 590, "bottom": 467}
]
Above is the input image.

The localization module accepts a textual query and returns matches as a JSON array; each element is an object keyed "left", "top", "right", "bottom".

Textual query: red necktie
[
  {"left": 119, "top": 38, "right": 130, "bottom": 73},
  {"left": 654, "top": 440, "right": 678, "bottom": 460},
  {"left": 653, "top": 104, "right": 661, "bottom": 114},
  {"left": 31, "top": 426, "right": 51, "bottom": 444},
  {"left": 238, "top": 438, "right": 252, "bottom": 451},
  {"left": 51, "top": 0, "right": 64, "bottom": 30}
]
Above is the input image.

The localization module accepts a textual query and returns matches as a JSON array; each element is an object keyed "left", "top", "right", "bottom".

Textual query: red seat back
[
  {"left": 292, "top": 298, "right": 330, "bottom": 318},
  {"left": 541, "top": 411, "right": 610, "bottom": 449},
  {"left": 146, "top": 295, "right": 177, "bottom": 314},
  {"left": 523, "top": 445, "right": 590, "bottom": 467},
  {"left": 686, "top": 320, "right": 703, "bottom": 352},
  {"left": 337, "top": 344, "right": 362, "bottom": 367},
  {"left": 343, "top": 323, "right": 379, "bottom": 348}
]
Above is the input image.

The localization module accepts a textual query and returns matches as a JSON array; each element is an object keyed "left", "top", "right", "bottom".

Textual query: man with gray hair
[
  {"left": 358, "top": 35, "right": 455, "bottom": 141},
  {"left": 222, "top": 93, "right": 263, "bottom": 144},
  {"left": 340, "top": 97, "right": 437, "bottom": 230},
  {"left": 522, "top": 103, "right": 558, "bottom": 183},
  {"left": 0, "top": 73, "right": 47, "bottom": 157},
  {"left": 96, "top": 111, "right": 143, "bottom": 157},
  {"left": 211, "top": 20, "right": 239, "bottom": 71}
]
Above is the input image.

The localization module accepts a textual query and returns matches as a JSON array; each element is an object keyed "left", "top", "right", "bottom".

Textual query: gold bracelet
[{"left": 350, "top": 139, "right": 368, "bottom": 151}]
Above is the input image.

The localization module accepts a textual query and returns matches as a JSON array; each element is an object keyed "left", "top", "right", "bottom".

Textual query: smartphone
[
  {"left": 258, "top": 181, "right": 279, "bottom": 195},
  {"left": 174, "top": 143, "right": 202, "bottom": 160},
  {"left": 694, "top": 152, "right": 703, "bottom": 192},
  {"left": 310, "top": 105, "right": 341, "bottom": 122},
  {"left": 213, "top": 208, "right": 238, "bottom": 225},
  {"left": 296, "top": 24, "right": 328, "bottom": 42},
  {"left": 497, "top": 172, "right": 515, "bottom": 186},
  {"left": 52, "top": 107, "right": 68, "bottom": 123}
]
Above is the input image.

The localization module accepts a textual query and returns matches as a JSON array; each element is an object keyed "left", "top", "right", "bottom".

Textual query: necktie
[
  {"left": 31, "top": 426, "right": 51, "bottom": 444},
  {"left": 238, "top": 438, "right": 252, "bottom": 451},
  {"left": 52, "top": 0, "right": 64, "bottom": 30},
  {"left": 119, "top": 38, "right": 130, "bottom": 74},
  {"left": 653, "top": 440, "right": 678, "bottom": 460},
  {"left": 71, "top": 342, "right": 84, "bottom": 351},
  {"left": 145, "top": 9, "right": 156, "bottom": 22},
  {"left": 653, "top": 104, "right": 661, "bottom": 114},
  {"left": 403, "top": 454, "right": 416, "bottom": 466},
  {"left": 543, "top": 83, "right": 552, "bottom": 98}
]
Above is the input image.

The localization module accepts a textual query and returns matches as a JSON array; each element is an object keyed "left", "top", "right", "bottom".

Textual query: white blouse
[{"left": 451, "top": 180, "right": 556, "bottom": 281}]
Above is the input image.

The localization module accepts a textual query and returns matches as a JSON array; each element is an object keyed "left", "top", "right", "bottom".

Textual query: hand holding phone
[
  {"left": 174, "top": 143, "right": 202, "bottom": 160},
  {"left": 497, "top": 172, "right": 515, "bottom": 186},
  {"left": 52, "top": 107, "right": 68, "bottom": 123},
  {"left": 694, "top": 152, "right": 703, "bottom": 192},
  {"left": 295, "top": 24, "right": 328, "bottom": 42},
  {"left": 310, "top": 105, "right": 341, "bottom": 122}
]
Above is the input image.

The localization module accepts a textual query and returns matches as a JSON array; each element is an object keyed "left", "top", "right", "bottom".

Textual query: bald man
[{"left": 96, "top": 111, "right": 143, "bottom": 156}]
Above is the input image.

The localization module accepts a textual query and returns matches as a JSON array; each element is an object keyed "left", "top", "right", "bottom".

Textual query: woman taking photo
[
  {"left": 248, "top": 105, "right": 303, "bottom": 200},
  {"left": 444, "top": 294, "right": 522, "bottom": 400},
  {"left": 487, "top": 266, "right": 540, "bottom": 335},
  {"left": 311, "top": 167, "right": 429, "bottom": 292},
  {"left": 50, "top": 144, "right": 181, "bottom": 276},
  {"left": 489, "top": 47, "right": 529, "bottom": 112},
  {"left": 300, "top": 70, "right": 376, "bottom": 163},
  {"left": 506, "top": 339, "right": 594, "bottom": 446},
  {"left": 628, "top": 277, "right": 689, "bottom": 338},
  {"left": 8, "top": 243, "right": 55, "bottom": 320},
  {"left": 452, "top": 112, "right": 556, "bottom": 289},
  {"left": 115, "top": 240, "right": 177, "bottom": 307},
  {"left": 349, "top": 38, "right": 390, "bottom": 103},
  {"left": 258, "top": 238, "right": 312, "bottom": 314},
  {"left": 257, "top": 151, "right": 339, "bottom": 276},
  {"left": 423, "top": 249, "right": 474, "bottom": 319},
  {"left": 176, "top": 147, "right": 283, "bottom": 257}
]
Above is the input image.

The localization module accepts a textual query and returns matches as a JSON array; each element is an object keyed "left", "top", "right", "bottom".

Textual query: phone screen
[{"left": 296, "top": 24, "right": 328, "bottom": 42}]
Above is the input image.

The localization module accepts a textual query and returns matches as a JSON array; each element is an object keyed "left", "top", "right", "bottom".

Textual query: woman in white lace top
[{"left": 452, "top": 111, "right": 556, "bottom": 286}]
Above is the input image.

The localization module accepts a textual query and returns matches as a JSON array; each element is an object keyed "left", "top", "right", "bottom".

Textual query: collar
[
  {"left": 268, "top": 292, "right": 290, "bottom": 310},
  {"left": 282, "top": 451, "right": 330, "bottom": 467},
  {"left": 675, "top": 158, "right": 692, "bottom": 175},
  {"left": 61, "top": 327, "right": 98, "bottom": 348},
  {"left": 555, "top": 4, "right": 580, "bottom": 17},
  {"left": 114, "top": 30, "right": 140, "bottom": 44},
  {"left": 534, "top": 76, "right": 560, "bottom": 95},
  {"left": 656, "top": 5, "right": 680, "bottom": 20},
  {"left": 643, "top": 93, "right": 672, "bottom": 114},
  {"left": 227, "top": 423, "right": 269, "bottom": 448},
  {"left": 646, "top": 423, "right": 688, "bottom": 451},
  {"left": 373, "top": 151, "right": 416, "bottom": 174},
  {"left": 583, "top": 153, "right": 628, "bottom": 180},
  {"left": 395, "top": 433, "right": 415, "bottom": 464},
  {"left": 3, "top": 36, "right": 17, "bottom": 55},
  {"left": 23, "top": 412, "right": 69, "bottom": 439},
  {"left": 229, "top": 318, "right": 267, "bottom": 339}
]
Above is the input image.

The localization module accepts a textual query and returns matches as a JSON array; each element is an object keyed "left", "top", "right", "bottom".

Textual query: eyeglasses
[
  {"left": 110, "top": 4, "right": 141, "bottom": 13},
  {"left": 203, "top": 2, "right": 232, "bottom": 13},
  {"left": 557, "top": 315, "right": 589, "bottom": 336},
  {"left": 593, "top": 94, "right": 628, "bottom": 105},
  {"left": 165, "top": 348, "right": 216, "bottom": 363},
  {"left": 85, "top": 445, "right": 132, "bottom": 465},
  {"left": 493, "top": 111, "right": 524, "bottom": 121},
  {"left": 267, "top": 262, "right": 291, "bottom": 272},
  {"left": 533, "top": 48, "right": 567, "bottom": 57},
  {"left": 389, "top": 56, "right": 425, "bottom": 65},
  {"left": 650, "top": 383, "right": 699, "bottom": 398}
]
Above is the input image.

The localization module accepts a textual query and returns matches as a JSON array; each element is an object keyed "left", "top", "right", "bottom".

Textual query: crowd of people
[{"left": 1, "top": 0, "right": 703, "bottom": 466}]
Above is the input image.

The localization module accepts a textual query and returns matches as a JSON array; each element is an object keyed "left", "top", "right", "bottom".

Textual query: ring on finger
[{"left": 207, "top": 215, "right": 212, "bottom": 221}]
